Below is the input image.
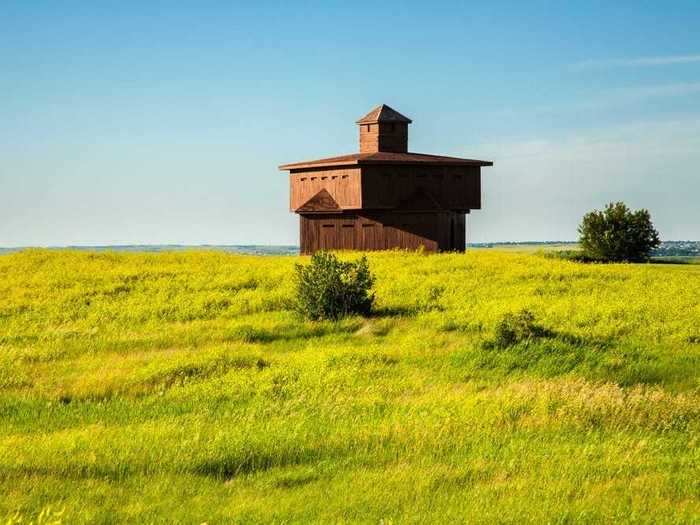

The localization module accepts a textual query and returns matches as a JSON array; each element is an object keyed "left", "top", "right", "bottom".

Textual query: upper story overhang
[{"left": 279, "top": 151, "right": 493, "bottom": 172}]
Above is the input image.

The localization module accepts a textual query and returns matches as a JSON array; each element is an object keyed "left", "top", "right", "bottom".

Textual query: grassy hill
[{"left": 1, "top": 250, "right": 698, "bottom": 523}]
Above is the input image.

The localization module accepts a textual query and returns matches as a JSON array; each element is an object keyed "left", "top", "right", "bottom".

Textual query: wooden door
[
  {"left": 320, "top": 223, "right": 336, "bottom": 250},
  {"left": 340, "top": 224, "right": 355, "bottom": 250},
  {"left": 360, "top": 223, "right": 378, "bottom": 250}
]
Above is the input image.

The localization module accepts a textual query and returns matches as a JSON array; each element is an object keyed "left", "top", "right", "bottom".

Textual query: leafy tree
[
  {"left": 578, "top": 202, "right": 660, "bottom": 262},
  {"left": 294, "top": 251, "right": 375, "bottom": 321}
]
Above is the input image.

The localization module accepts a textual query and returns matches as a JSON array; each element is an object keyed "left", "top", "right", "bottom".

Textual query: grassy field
[{"left": 1, "top": 249, "right": 699, "bottom": 524}]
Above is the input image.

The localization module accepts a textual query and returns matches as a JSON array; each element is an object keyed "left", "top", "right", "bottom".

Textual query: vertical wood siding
[
  {"left": 290, "top": 168, "right": 361, "bottom": 210},
  {"left": 359, "top": 122, "right": 408, "bottom": 153},
  {"left": 361, "top": 165, "right": 481, "bottom": 210},
  {"left": 300, "top": 211, "right": 466, "bottom": 254}
]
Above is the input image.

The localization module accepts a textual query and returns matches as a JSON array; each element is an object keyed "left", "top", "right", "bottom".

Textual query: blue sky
[{"left": 1, "top": 1, "right": 699, "bottom": 245}]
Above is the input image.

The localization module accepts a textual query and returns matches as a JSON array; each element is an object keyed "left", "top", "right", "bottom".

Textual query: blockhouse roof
[
  {"left": 356, "top": 104, "right": 412, "bottom": 124},
  {"left": 280, "top": 104, "right": 493, "bottom": 170},
  {"left": 279, "top": 151, "right": 493, "bottom": 170}
]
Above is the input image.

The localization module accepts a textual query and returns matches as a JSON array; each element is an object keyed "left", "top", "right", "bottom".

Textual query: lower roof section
[{"left": 279, "top": 151, "right": 493, "bottom": 170}]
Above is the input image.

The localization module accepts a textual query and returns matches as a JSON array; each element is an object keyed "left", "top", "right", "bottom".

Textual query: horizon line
[{"left": 3, "top": 240, "right": 699, "bottom": 251}]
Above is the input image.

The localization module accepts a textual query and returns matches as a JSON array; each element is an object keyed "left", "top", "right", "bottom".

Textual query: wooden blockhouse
[{"left": 279, "top": 105, "right": 492, "bottom": 253}]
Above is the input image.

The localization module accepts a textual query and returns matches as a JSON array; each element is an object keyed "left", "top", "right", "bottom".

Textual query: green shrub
[
  {"left": 544, "top": 250, "right": 599, "bottom": 263},
  {"left": 294, "top": 252, "right": 375, "bottom": 321},
  {"left": 578, "top": 202, "right": 660, "bottom": 262},
  {"left": 493, "top": 309, "right": 547, "bottom": 348}
]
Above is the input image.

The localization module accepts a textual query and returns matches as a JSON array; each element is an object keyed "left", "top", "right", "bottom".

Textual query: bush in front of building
[{"left": 294, "top": 251, "right": 375, "bottom": 321}]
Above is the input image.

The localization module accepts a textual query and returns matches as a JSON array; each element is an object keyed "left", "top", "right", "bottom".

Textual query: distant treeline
[
  {"left": 651, "top": 241, "right": 700, "bottom": 257},
  {"left": 469, "top": 241, "right": 700, "bottom": 257},
  {"left": 1, "top": 241, "right": 698, "bottom": 257}
]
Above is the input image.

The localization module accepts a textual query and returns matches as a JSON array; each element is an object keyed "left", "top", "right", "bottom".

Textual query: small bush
[
  {"left": 294, "top": 251, "right": 375, "bottom": 321},
  {"left": 493, "top": 309, "right": 547, "bottom": 348},
  {"left": 544, "top": 250, "right": 599, "bottom": 263},
  {"left": 578, "top": 202, "right": 660, "bottom": 262}
]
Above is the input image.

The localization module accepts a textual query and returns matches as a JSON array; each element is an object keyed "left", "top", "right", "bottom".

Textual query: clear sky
[{"left": 2, "top": 1, "right": 699, "bottom": 246}]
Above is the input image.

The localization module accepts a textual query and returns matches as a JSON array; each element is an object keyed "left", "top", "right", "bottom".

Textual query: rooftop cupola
[{"left": 356, "top": 104, "right": 412, "bottom": 153}]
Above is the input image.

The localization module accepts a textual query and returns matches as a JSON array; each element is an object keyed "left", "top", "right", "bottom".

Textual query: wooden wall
[
  {"left": 299, "top": 211, "right": 467, "bottom": 254},
  {"left": 290, "top": 164, "right": 481, "bottom": 213},
  {"left": 290, "top": 167, "right": 361, "bottom": 211},
  {"left": 359, "top": 122, "right": 408, "bottom": 153},
  {"left": 361, "top": 165, "right": 481, "bottom": 211},
  {"left": 290, "top": 161, "right": 480, "bottom": 253}
]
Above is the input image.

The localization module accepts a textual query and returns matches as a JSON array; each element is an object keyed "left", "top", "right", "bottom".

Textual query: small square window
[
  {"left": 342, "top": 175, "right": 348, "bottom": 179},
  {"left": 300, "top": 177, "right": 307, "bottom": 181}
]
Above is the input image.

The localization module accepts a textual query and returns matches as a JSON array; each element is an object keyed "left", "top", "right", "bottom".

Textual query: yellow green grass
[{"left": 1, "top": 249, "right": 699, "bottom": 523}]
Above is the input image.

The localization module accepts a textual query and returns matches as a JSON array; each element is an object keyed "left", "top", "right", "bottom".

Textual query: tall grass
[{"left": 0, "top": 249, "right": 698, "bottom": 523}]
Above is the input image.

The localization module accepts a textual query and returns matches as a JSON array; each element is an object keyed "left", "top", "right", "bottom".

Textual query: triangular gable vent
[{"left": 297, "top": 189, "right": 341, "bottom": 213}]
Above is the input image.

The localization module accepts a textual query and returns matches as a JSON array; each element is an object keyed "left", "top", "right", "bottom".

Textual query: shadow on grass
[
  {"left": 4, "top": 444, "right": 336, "bottom": 483},
  {"left": 224, "top": 321, "right": 362, "bottom": 344},
  {"left": 464, "top": 330, "right": 686, "bottom": 387},
  {"left": 273, "top": 471, "right": 320, "bottom": 489},
  {"left": 190, "top": 444, "right": 343, "bottom": 481},
  {"left": 648, "top": 257, "right": 697, "bottom": 265},
  {"left": 369, "top": 305, "right": 417, "bottom": 318}
]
